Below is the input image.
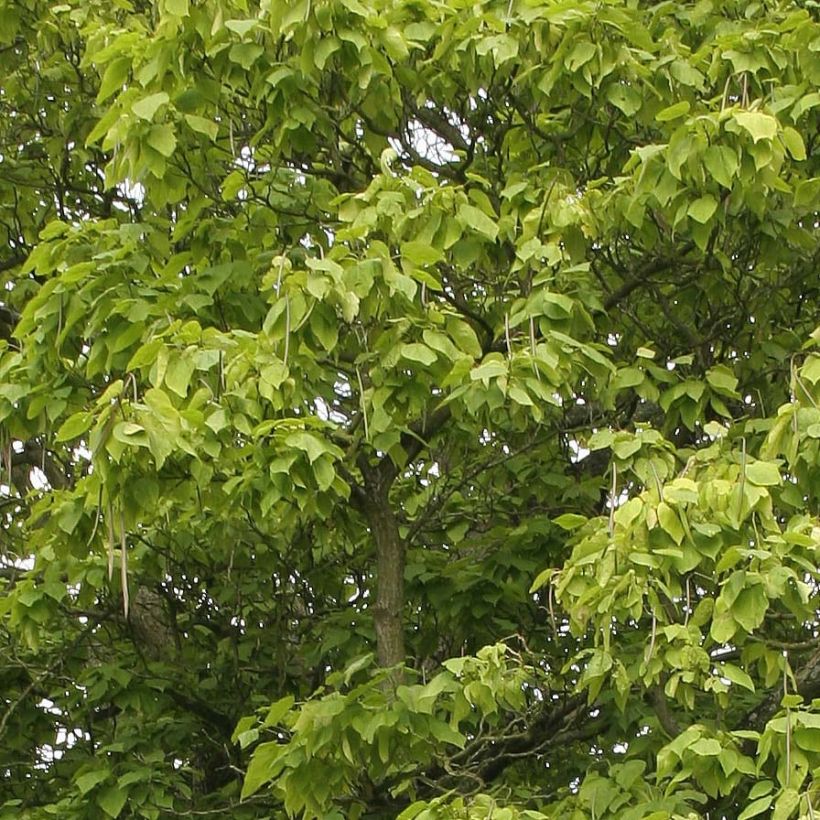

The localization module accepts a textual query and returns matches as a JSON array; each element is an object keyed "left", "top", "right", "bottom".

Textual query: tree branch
[
  {"left": 746, "top": 641, "right": 820, "bottom": 732},
  {"left": 602, "top": 243, "right": 695, "bottom": 311}
]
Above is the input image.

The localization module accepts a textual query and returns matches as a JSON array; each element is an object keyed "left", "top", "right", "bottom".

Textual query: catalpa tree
[{"left": 0, "top": 0, "right": 819, "bottom": 817}]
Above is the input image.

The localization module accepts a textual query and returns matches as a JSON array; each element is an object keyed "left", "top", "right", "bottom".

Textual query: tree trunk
[{"left": 365, "top": 489, "right": 406, "bottom": 672}]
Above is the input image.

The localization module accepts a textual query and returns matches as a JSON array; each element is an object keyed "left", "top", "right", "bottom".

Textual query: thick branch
[
  {"left": 414, "top": 693, "right": 596, "bottom": 798},
  {"left": 602, "top": 243, "right": 695, "bottom": 311},
  {"left": 12, "top": 443, "right": 69, "bottom": 490},
  {"left": 362, "top": 479, "right": 406, "bottom": 672},
  {"left": 0, "top": 303, "right": 21, "bottom": 341},
  {"left": 649, "top": 684, "right": 682, "bottom": 738},
  {"left": 0, "top": 255, "right": 25, "bottom": 274},
  {"left": 378, "top": 405, "right": 452, "bottom": 488},
  {"left": 747, "top": 641, "right": 820, "bottom": 732},
  {"left": 408, "top": 101, "right": 470, "bottom": 154},
  {"left": 165, "top": 688, "right": 236, "bottom": 739}
]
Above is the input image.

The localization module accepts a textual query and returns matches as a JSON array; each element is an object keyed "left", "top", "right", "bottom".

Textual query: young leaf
[
  {"left": 456, "top": 204, "right": 498, "bottom": 241},
  {"left": 745, "top": 461, "right": 781, "bottom": 486},
  {"left": 132, "top": 92, "right": 170, "bottom": 121},
  {"left": 733, "top": 111, "right": 778, "bottom": 143}
]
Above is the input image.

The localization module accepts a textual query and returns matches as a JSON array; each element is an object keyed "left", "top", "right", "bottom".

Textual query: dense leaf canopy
[{"left": 1, "top": 0, "right": 819, "bottom": 817}]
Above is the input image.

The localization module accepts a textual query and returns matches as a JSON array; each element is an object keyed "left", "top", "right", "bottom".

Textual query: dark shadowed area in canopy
[{"left": 0, "top": 0, "right": 819, "bottom": 817}]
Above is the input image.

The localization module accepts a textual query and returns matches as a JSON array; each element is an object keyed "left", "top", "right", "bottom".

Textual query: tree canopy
[{"left": 1, "top": 0, "right": 819, "bottom": 817}]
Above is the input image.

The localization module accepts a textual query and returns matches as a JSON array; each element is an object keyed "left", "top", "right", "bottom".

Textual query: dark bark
[
  {"left": 409, "top": 693, "right": 600, "bottom": 799},
  {"left": 364, "top": 481, "right": 406, "bottom": 671},
  {"left": 0, "top": 255, "right": 25, "bottom": 274},
  {"left": 11, "top": 443, "right": 69, "bottom": 490},
  {"left": 601, "top": 242, "right": 695, "bottom": 310},
  {"left": 747, "top": 642, "right": 820, "bottom": 732},
  {"left": 0, "top": 303, "right": 21, "bottom": 343},
  {"left": 347, "top": 405, "right": 455, "bottom": 674},
  {"left": 381, "top": 405, "right": 452, "bottom": 485},
  {"left": 649, "top": 683, "right": 682, "bottom": 738}
]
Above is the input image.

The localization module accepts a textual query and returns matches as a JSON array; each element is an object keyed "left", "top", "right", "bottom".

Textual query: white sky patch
[{"left": 29, "top": 466, "right": 48, "bottom": 490}]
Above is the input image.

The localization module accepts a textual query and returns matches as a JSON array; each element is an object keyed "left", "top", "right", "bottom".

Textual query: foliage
[{"left": 0, "top": 0, "right": 819, "bottom": 817}]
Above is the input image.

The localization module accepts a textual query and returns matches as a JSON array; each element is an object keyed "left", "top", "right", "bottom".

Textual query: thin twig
[
  {"left": 106, "top": 500, "right": 115, "bottom": 582},
  {"left": 356, "top": 367, "right": 369, "bottom": 441},
  {"left": 120, "top": 506, "right": 129, "bottom": 619}
]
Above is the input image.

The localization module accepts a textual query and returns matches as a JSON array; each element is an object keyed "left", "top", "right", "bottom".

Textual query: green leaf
[
  {"left": 56, "top": 412, "right": 93, "bottom": 441},
  {"left": 397, "top": 802, "right": 428, "bottom": 820},
  {"left": 165, "top": 356, "right": 194, "bottom": 397},
  {"left": 553, "top": 513, "right": 587, "bottom": 530},
  {"left": 529, "top": 567, "right": 553, "bottom": 592},
  {"left": 588, "top": 429, "right": 614, "bottom": 450},
  {"left": 165, "top": 0, "right": 189, "bottom": 15},
  {"left": 313, "top": 456, "right": 335, "bottom": 490},
  {"left": 613, "top": 366, "right": 644, "bottom": 390},
  {"left": 132, "top": 92, "right": 169, "bottom": 121},
  {"left": 612, "top": 437, "right": 642, "bottom": 459},
  {"left": 97, "top": 784, "right": 127, "bottom": 818},
  {"left": 285, "top": 431, "right": 325, "bottom": 463},
  {"left": 793, "top": 727, "right": 820, "bottom": 752},
  {"left": 401, "top": 242, "right": 444, "bottom": 266},
  {"left": 423, "top": 329, "right": 460, "bottom": 362},
  {"left": 721, "top": 663, "right": 755, "bottom": 692},
  {"left": 688, "top": 195, "right": 718, "bottom": 224},
  {"left": 456, "top": 204, "right": 498, "bottom": 241},
  {"left": 615, "top": 497, "right": 643, "bottom": 529},
  {"left": 113, "top": 422, "right": 149, "bottom": 447},
  {"left": 772, "top": 788, "right": 800, "bottom": 820},
  {"left": 733, "top": 111, "right": 778, "bottom": 143},
  {"left": 97, "top": 57, "right": 130, "bottom": 104},
  {"left": 224, "top": 19, "right": 257, "bottom": 36},
  {"left": 446, "top": 318, "right": 483, "bottom": 358},
  {"left": 565, "top": 41, "right": 596, "bottom": 71},
  {"left": 147, "top": 124, "right": 177, "bottom": 157},
  {"left": 703, "top": 145, "right": 739, "bottom": 189},
  {"left": 801, "top": 356, "right": 820, "bottom": 384},
  {"left": 732, "top": 585, "right": 768, "bottom": 633},
  {"left": 748, "top": 781, "right": 774, "bottom": 800},
  {"left": 780, "top": 127, "right": 806, "bottom": 160},
  {"left": 229, "top": 43, "right": 263, "bottom": 69},
  {"left": 241, "top": 741, "right": 282, "bottom": 799},
  {"left": 738, "top": 795, "right": 773, "bottom": 820},
  {"left": 262, "top": 695, "right": 295, "bottom": 727},
  {"left": 607, "top": 83, "right": 642, "bottom": 116},
  {"left": 666, "top": 131, "right": 696, "bottom": 180},
  {"left": 745, "top": 461, "right": 781, "bottom": 486},
  {"left": 127, "top": 339, "right": 164, "bottom": 370},
  {"left": 711, "top": 608, "right": 737, "bottom": 644},
  {"left": 185, "top": 114, "right": 218, "bottom": 140},
  {"left": 429, "top": 719, "right": 465, "bottom": 747},
  {"left": 75, "top": 770, "right": 109, "bottom": 795},
  {"left": 657, "top": 501, "right": 685, "bottom": 545},
  {"left": 689, "top": 737, "right": 721, "bottom": 756},
  {"left": 541, "top": 291, "right": 574, "bottom": 319},
  {"left": 795, "top": 179, "right": 820, "bottom": 209},
  {"left": 508, "top": 384, "right": 533, "bottom": 406},
  {"left": 402, "top": 343, "right": 437, "bottom": 367},
  {"left": 706, "top": 365, "right": 738, "bottom": 394},
  {"left": 470, "top": 357, "right": 507, "bottom": 381},
  {"left": 656, "top": 101, "right": 690, "bottom": 122},
  {"left": 261, "top": 361, "right": 288, "bottom": 389}
]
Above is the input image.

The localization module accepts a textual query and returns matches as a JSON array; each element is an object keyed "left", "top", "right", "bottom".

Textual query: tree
[{"left": 0, "top": 0, "right": 818, "bottom": 816}]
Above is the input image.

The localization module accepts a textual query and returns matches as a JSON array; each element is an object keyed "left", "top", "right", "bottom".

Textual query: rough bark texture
[
  {"left": 351, "top": 407, "right": 455, "bottom": 673},
  {"left": 366, "top": 491, "right": 406, "bottom": 670}
]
